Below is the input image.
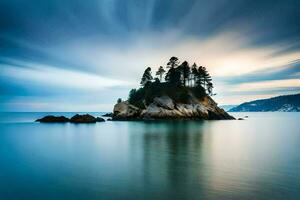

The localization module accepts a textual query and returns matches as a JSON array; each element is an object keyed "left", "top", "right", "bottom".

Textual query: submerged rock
[
  {"left": 36, "top": 115, "right": 69, "bottom": 123},
  {"left": 112, "top": 95, "right": 235, "bottom": 120},
  {"left": 70, "top": 114, "right": 105, "bottom": 123}
]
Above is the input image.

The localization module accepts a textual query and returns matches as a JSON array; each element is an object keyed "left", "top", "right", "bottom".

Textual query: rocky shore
[{"left": 112, "top": 95, "right": 235, "bottom": 120}]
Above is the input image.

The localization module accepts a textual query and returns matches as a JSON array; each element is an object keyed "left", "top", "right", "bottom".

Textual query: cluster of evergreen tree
[
  {"left": 128, "top": 57, "right": 215, "bottom": 108},
  {"left": 140, "top": 56, "right": 214, "bottom": 95}
]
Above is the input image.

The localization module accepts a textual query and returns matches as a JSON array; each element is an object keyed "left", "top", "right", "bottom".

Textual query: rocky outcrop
[
  {"left": 70, "top": 114, "right": 105, "bottom": 123},
  {"left": 113, "top": 101, "right": 141, "bottom": 120},
  {"left": 112, "top": 95, "right": 235, "bottom": 120},
  {"left": 35, "top": 115, "right": 69, "bottom": 123},
  {"left": 36, "top": 114, "right": 105, "bottom": 123},
  {"left": 153, "top": 95, "right": 175, "bottom": 110}
]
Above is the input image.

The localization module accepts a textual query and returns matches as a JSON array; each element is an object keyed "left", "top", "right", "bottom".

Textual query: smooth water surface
[{"left": 0, "top": 112, "right": 299, "bottom": 200}]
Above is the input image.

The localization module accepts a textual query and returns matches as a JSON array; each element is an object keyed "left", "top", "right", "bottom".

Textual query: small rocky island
[
  {"left": 112, "top": 57, "right": 235, "bottom": 120},
  {"left": 36, "top": 114, "right": 105, "bottom": 123}
]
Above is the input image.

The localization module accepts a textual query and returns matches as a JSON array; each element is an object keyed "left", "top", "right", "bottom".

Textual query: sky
[{"left": 0, "top": 0, "right": 299, "bottom": 111}]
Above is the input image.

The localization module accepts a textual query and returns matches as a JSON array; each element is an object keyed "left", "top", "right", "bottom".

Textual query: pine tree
[
  {"left": 191, "top": 63, "right": 199, "bottom": 87},
  {"left": 165, "top": 57, "right": 181, "bottom": 85},
  {"left": 140, "top": 67, "right": 153, "bottom": 86},
  {"left": 167, "top": 57, "right": 179, "bottom": 69},
  {"left": 202, "top": 67, "right": 212, "bottom": 90},
  {"left": 155, "top": 66, "right": 166, "bottom": 82},
  {"left": 197, "top": 66, "right": 206, "bottom": 87},
  {"left": 165, "top": 67, "right": 181, "bottom": 85},
  {"left": 180, "top": 61, "right": 190, "bottom": 86}
]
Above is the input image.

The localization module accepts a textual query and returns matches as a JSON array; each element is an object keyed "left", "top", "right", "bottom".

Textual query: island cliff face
[{"left": 112, "top": 95, "right": 234, "bottom": 120}]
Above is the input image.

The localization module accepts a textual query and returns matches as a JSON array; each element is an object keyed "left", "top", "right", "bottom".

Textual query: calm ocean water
[{"left": 0, "top": 112, "right": 299, "bottom": 200}]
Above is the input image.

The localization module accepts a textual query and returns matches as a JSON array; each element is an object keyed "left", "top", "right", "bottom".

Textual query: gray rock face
[
  {"left": 153, "top": 95, "right": 174, "bottom": 110},
  {"left": 112, "top": 96, "right": 235, "bottom": 120},
  {"left": 113, "top": 101, "right": 141, "bottom": 120}
]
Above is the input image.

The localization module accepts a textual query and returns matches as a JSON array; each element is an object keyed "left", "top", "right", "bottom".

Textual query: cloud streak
[
  {"left": 231, "top": 79, "right": 300, "bottom": 92},
  {"left": 1, "top": 60, "right": 132, "bottom": 90}
]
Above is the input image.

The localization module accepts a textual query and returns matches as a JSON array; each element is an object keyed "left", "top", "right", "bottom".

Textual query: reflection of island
[
  {"left": 129, "top": 121, "right": 207, "bottom": 198},
  {"left": 128, "top": 120, "right": 276, "bottom": 199},
  {"left": 112, "top": 57, "right": 234, "bottom": 120}
]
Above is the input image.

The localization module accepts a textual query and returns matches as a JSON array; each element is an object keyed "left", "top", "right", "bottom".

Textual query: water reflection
[
  {"left": 128, "top": 121, "right": 203, "bottom": 199},
  {"left": 124, "top": 118, "right": 300, "bottom": 200}
]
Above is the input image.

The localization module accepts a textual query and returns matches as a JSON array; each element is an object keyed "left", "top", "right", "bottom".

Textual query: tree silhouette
[
  {"left": 180, "top": 61, "right": 190, "bottom": 86},
  {"left": 202, "top": 67, "right": 212, "bottom": 90},
  {"left": 165, "top": 67, "right": 181, "bottom": 85},
  {"left": 137, "top": 57, "right": 214, "bottom": 96},
  {"left": 167, "top": 57, "right": 179, "bottom": 69},
  {"left": 165, "top": 57, "right": 181, "bottom": 85},
  {"left": 191, "top": 63, "right": 199, "bottom": 87},
  {"left": 140, "top": 67, "right": 153, "bottom": 86},
  {"left": 196, "top": 66, "right": 206, "bottom": 87},
  {"left": 156, "top": 66, "right": 166, "bottom": 81},
  {"left": 129, "top": 57, "right": 217, "bottom": 109}
]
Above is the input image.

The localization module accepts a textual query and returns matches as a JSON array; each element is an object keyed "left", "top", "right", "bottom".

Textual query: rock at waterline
[
  {"left": 96, "top": 117, "right": 105, "bottom": 122},
  {"left": 112, "top": 95, "right": 235, "bottom": 120},
  {"left": 70, "top": 114, "right": 105, "bottom": 123},
  {"left": 36, "top": 114, "right": 105, "bottom": 123},
  {"left": 113, "top": 101, "right": 141, "bottom": 120},
  {"left": 102, "top": 112, "right": 113, "bottom": 117},
  {"left": 35, "top": 115, "right": 69, "bottom": 123}
]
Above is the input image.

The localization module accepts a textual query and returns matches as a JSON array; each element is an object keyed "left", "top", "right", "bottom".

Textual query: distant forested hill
[
  {"left": 219, "top": 105, "right": 237, "bottom": 111},
  {"left": 229, "top": 94, "right": 300, "bottom": 112}
]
